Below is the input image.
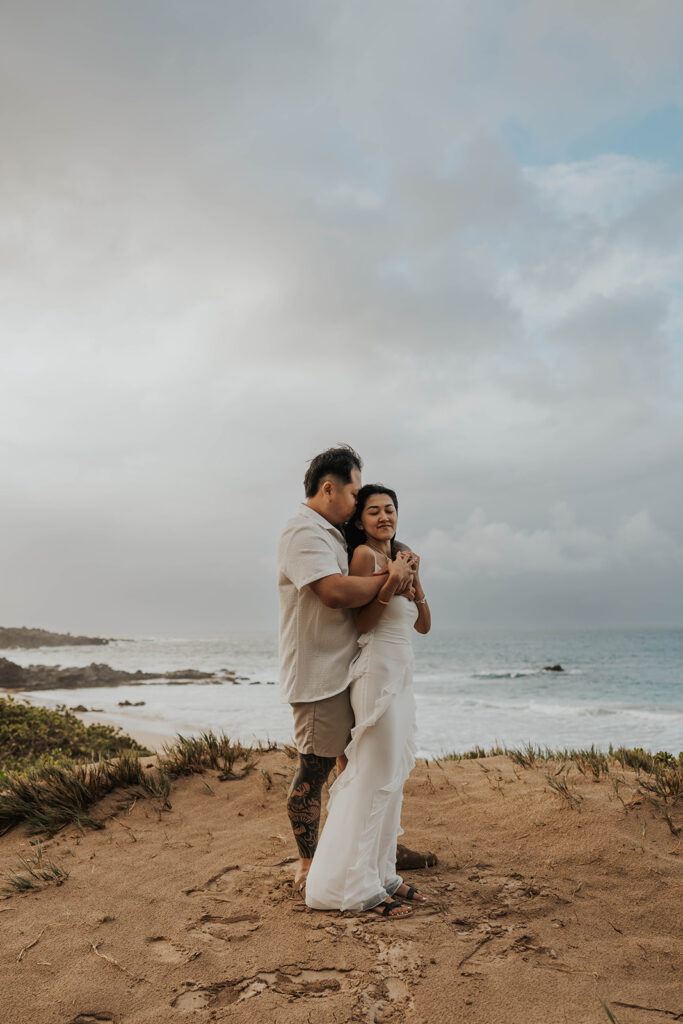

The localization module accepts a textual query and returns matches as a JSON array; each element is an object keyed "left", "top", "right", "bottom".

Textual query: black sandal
[
  {"left": 399, "top": 885, "right": 426, "bottom": 902},
  {"left": 371, "top": 899, "right": 411, "bottom": 918}
]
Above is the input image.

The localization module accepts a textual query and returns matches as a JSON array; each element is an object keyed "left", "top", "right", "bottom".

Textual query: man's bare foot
[
  {"left": 370, "top": 898, "right": 412, "bottom": 918},
  {"left": 294, "top": 858, "right": 312, "bottom": 892},
  {"left": 395, "top": 882, "right": 427, "bottom": 903}
]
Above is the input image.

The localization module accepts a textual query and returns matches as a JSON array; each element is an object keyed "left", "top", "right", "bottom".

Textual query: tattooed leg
[{"left": 287, "top": 753, "right": 336, "bottom": 859}]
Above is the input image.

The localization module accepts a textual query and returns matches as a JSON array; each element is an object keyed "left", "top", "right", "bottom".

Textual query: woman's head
[{"left": 344, "top": 484, "right": 399, "bottom": 557}]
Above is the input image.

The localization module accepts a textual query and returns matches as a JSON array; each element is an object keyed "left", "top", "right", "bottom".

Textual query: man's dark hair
[{"left": 304, "top": 444, "right": 363, "bottom": 498}]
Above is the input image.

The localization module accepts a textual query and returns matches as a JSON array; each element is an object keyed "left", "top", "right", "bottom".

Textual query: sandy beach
[{"left": 1, "top": 745, "right": 681, "bottom": 1024}]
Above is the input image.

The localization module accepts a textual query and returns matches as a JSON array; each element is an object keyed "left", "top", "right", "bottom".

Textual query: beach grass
[
  {"left": 442, "top": 742, "right": 682, "bottom": 833},
  {"left": 1, "top": 840, "right": 69, "bottom": 895},
  {"left": 0, "top": 723, "right": 269, "bottom": 841},
  {"left": 157, "top": 730, "right": 270, "bottom": 781}
]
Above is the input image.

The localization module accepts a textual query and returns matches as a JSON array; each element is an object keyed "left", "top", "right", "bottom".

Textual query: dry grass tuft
[
  {"left": 0, "top": 731, "right": 269, "bottom": 840},
  {"left": 1, "top": 841, "right": 69, "bottom": 896}
]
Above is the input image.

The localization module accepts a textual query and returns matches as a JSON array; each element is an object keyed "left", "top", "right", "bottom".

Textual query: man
[{"left": 278, "top": 444, "right": 436, "bottom": 890}]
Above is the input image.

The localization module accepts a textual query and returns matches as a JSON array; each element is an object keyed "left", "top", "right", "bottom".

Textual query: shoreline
[
  {"left": 2, "top": 687, "right": 679, "bottom": 760},
  {"left": 2, "top": 628, "right": 682, "bottom": 756}
]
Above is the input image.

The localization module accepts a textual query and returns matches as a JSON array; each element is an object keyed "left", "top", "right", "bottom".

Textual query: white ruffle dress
[{"left": 305, "top": 579, "right": 418, "bottom": 912}]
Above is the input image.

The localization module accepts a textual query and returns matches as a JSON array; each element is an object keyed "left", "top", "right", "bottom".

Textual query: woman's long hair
[{"left": 344, "top": 484, "right": 400, "bottom": 560}]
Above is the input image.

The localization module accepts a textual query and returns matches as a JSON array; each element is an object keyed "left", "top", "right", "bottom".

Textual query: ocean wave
[
  {"left": 468, "top": 668, "right": 585, "bottom": 680},
  {"left": 416, "top": 693, "right": 683, "bottom": 721},
  {"left": 473, "top": 669, "right": 541, "bottom": 679}
]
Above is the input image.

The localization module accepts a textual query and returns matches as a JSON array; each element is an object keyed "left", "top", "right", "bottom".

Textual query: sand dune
[{"left": 1, "top": 750, "right": 681, "bottom": 1024}]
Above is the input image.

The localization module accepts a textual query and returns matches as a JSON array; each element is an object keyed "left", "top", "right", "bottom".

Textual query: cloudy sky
[{"left": 2, "top": 1, "right": 682, "bottom": 634}]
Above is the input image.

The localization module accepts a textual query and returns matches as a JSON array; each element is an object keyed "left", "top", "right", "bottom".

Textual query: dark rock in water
[
  {"left": 0, "top": 657, "right": 25, "bottom": 688},
  {"left": 70, "top": 704, "right": 89, "bottom": 712},
  {"left": 0, "top": 626, "right": 111, "bottom": 649},
  {"left": 118, "top": 699, "right": 146, "bottom": 706},
  {"left": 543, "top": 664, "right": 564, "bottom": 672},
  {"left": 164, "top": 669, "right": 215, "bottom": 680},
  {"left": 249, "top": 681, "right": 261, "bottom": 685}
]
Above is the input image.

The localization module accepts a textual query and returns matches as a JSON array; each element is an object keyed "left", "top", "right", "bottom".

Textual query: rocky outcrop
[
  {"left": 543, "top": 664, "right": 564, "bottom": 672},
  {"left": 0, "top": 659, "right": 222, "bottom": 691},
  {"left": 0, "top": 658, "right": 26, "bottom": 688},
  {"left": 0, "top": 626, "right": 111, "bottom": 649}
]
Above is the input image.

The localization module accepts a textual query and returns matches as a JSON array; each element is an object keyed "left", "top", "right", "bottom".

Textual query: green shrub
[{"left": 0, "top": 696, "right": 148, "bottom": 781}]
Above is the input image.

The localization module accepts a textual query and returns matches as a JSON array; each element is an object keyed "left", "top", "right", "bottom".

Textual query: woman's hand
[{"left": 388, "top": 551, "right": 415, "bottom": 598}]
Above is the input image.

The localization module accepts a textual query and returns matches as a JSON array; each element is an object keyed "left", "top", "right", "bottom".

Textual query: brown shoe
[{"left": 395, "top": 844, "right": 438, "bottom": 871}]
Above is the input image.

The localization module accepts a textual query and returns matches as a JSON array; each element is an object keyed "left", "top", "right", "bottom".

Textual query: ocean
[{"left": 3, "top": 627, "right": 681, "bottom": 757}]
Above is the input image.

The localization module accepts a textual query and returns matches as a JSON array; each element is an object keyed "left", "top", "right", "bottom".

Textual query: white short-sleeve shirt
[{"left": 278, "top": 504, "right": 359, "bottom": 704}]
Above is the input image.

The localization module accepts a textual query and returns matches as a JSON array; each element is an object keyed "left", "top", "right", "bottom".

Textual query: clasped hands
[{"left": 373, "top": 549, "right": 418, "bottom": 601}]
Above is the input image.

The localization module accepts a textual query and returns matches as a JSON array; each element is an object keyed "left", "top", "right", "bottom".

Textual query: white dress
[{"left": 305, "top": 568, "right": 418, "bottom": 912}]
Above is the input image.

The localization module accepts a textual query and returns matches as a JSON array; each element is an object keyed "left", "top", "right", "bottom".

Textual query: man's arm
[{"left": 308, "top": 571, "right": 387, "bottom": 609}]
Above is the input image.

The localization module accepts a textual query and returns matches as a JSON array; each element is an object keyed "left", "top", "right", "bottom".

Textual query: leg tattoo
[{"left": 287, "top": 753, "right": 336, "bottom": 858}]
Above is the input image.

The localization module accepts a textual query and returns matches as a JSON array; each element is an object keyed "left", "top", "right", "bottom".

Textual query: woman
[{"left": 305, "top": 484, "right": 431, "bottom": 919}]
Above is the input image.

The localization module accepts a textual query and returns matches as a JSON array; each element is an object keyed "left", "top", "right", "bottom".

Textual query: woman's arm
[
  {"left": 350, "top": 547, "right": 413, "bottom": 634},
  {"left": 410, "top": 554, "right": 431, "bottom": 634}
]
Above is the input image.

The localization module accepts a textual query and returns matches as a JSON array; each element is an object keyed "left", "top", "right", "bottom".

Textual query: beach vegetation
[
  {"left": 0, "top": 750, "right": 155, "bottom": 837},
  {"left": 598, "top": 995, "right": 620, "bottom": 1023},
  {"left": 158, "top": 731, "right": 260, "bottom": 780},
  {"left": 544, "top": 766, "right": 583, "bottom": 810},
  {"left": 572, "top": 745, "right": 609, "bottom": 780},
  {"left": 1, "top": 840, "right": 69, "bottom": 895},
  {"left": 442, "top": 742, "right": 681, "bottom": 833},
  {"left": 0, "top": 728, "right": 267, "bottom": 839},
  {"left": 0, "top": 695, "right": 149, "bottom": 780}
]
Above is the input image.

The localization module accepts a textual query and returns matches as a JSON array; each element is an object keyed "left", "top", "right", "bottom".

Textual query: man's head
[{"left": 304, "top": 444, "right": 363, "bottom": 527}]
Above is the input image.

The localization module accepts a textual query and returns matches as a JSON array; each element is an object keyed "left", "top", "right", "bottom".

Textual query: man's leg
[
  {"left": 287, "top": 752, "right": 336, "bottom": 888},
  {"left": 287, "top": 689, "right": 354, "bottom": 888}
]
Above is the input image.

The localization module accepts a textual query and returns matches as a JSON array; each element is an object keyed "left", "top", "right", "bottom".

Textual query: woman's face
[{"left": 359, "top": 493, "right": 397, "bottom": 543}]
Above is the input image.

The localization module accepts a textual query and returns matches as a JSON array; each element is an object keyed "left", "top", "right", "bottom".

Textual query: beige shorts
[{"left": 290, "top": 688, "right": 354, "bottom": 758}]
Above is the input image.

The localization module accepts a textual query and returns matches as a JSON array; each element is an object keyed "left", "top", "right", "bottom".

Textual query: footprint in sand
[
  {"left": 172, "top": 989, "right": 211, "bottom": 1011},
  {"left": 145, "top": 936, "right": 193, "bottom": 964},
  {"left": 171, "top": 968, "right": 351, "bottom": 1011},
  {"left": 183, "top": 865, "right": 240, "bottom": 895},
  {"left": 187, "top": 911, "right": 261, "bottom": 946},
  {"left": 68, "top": 1015, "right": 117, "bottom": 1024}
]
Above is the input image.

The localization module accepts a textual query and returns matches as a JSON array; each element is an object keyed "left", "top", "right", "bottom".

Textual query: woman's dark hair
[
  {"left": 304, "top": 444, "right": 363, "bottom": 497},
  {"left": 344, "top": 484, "right": 399, "bottom": 559}
]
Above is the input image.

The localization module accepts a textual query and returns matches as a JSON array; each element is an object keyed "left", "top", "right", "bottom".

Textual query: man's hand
[
  {"left": 389, "top": 550, "right": 415, "bottom": 600},
  {"left": 387, "top": 550, "right": 414, "bottom": 593}
]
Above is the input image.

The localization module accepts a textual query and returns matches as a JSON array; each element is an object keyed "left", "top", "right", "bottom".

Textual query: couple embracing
[{"left": 278, "top": 445, "right": 434, "bottom": 919}]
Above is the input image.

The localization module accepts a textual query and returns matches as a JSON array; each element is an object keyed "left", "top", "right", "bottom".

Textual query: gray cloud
[{"left": 2, "top": 1, "right": 683, "bottom": 632}]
